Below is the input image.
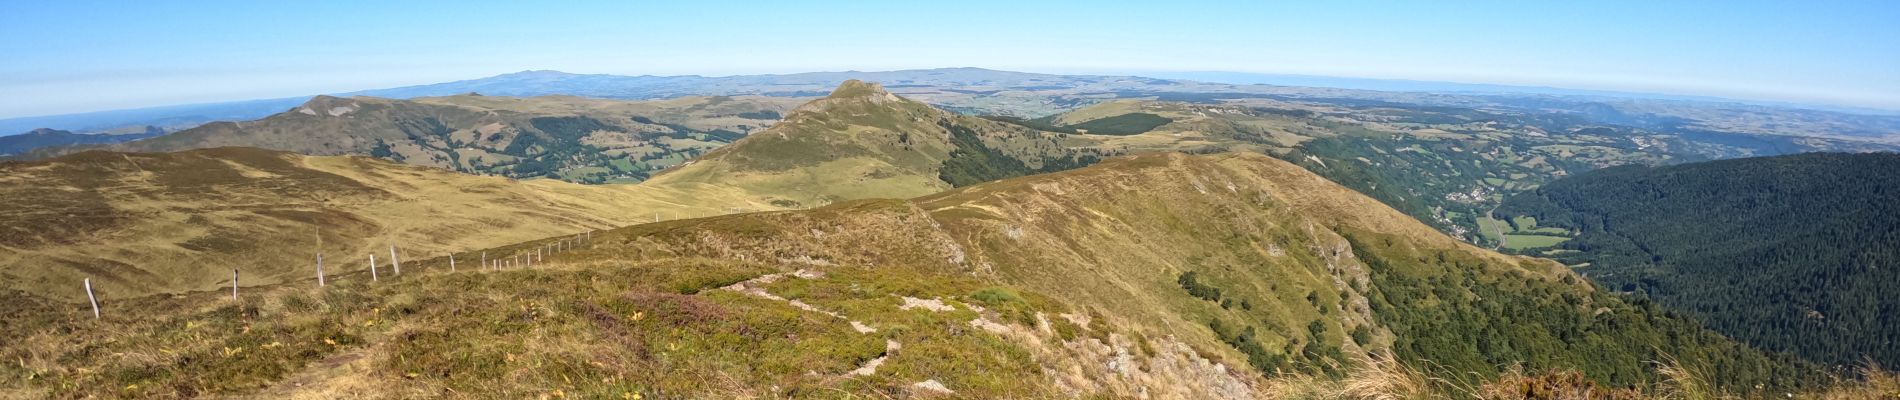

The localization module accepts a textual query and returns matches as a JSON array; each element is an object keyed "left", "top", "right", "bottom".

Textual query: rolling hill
[
  {"left": 0, "top": 147, "right": 778, "bottom": 300},
  {"left": 0, "top": 81, "right": 1102, "bottom": 299},
  {"left": 0, "top": 81, "right": 1094, "bottom": 301},
  {"left": 1497, "top": 152, "right": 1900, "bottom": 367},
  {"left": 1012, "top": 96, "right": 1898, "bottom": 248},
  {"left": 0, "top": 152, "right": 1821, "bottom": 398},
  {"left": 0, "top": 127, "right": 164, "bottom": 156},
  {"left": 641, "top": 80, "right": 1109, "bottom": 208},
  {"left": 18, "top": 94, "right": 802, "bottom": 183}
]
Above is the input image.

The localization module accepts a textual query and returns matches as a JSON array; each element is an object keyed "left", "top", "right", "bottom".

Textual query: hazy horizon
[{"left": 3, "top": 1, "right": 1897, "bottom": 118}]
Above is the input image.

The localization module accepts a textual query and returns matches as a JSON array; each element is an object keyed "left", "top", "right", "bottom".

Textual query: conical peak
[
  {"left": 828, "top": 79, "right": 889, "bottom": 98},
  {"left": 789, "top": 80, "right": 913, "bottom": 115}
]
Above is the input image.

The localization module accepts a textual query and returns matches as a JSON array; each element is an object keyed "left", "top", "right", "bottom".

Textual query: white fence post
[
  {"left": 389, "top": 245, "right": 402, "bottom": 276},
  {"left": 317, "top": 253, "right": 326, "bottom": 287},
  {"left": 450, "top": 254, "right": 457, "bottom": 272},
  {"left": 84, "top": 278, "right": 99, "bottom": 319},
  {"left": 370, "top": 254, "right": 379, "bottom": 281}
]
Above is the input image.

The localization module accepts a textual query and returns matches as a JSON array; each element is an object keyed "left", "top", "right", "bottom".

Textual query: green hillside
[
  {"left": 642, "top": 80, "right": 1108, "bottom": 209},
  {"left": 1498, "top": 152, "right": 1900, "bottom": 367},
  {"left": 1013, "top": 97, "right": 1896, "bottom": 249}
]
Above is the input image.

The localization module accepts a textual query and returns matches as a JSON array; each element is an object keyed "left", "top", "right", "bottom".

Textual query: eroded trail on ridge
[{"left": 719, "top": 269, "right": 898, "bottom": 377}]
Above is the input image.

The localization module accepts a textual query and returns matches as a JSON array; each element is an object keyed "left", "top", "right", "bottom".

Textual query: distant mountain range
[
  {"left": 0, "top": 97, "right": 313, "bottom": 136},
  {"left": 0, "top": 68, "right": 1152, "bottom": 135},
  {"left": 1140, "top": 71, "right": 1900, "bottom": 116},
  {"left": 0, "top": 127, "right": 164, "bottom": 156},
  {"left": 16, "top": 94, "right": 802, "bottom": 183},
  {"left": 8, "top": 68, "right": 1897, "bottom": 143}
]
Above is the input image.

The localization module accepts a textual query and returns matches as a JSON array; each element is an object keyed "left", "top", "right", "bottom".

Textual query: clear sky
[{"left": 2, "top": 0, "right": 1896, "bottom": 118}]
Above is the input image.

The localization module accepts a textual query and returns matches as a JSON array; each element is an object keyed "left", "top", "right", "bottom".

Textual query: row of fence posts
[{"left": 81, "top": 230, "right": 596, "bottom": 319}]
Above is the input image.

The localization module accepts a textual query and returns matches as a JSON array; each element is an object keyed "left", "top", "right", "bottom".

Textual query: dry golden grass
[
  {"left": 1336, "top": 357, "right": 1447, "bottom": 400},
  {"left": 1806, "top": 364, "right": 1900, "bottom": 400},
  {"left": 0, "top": 148, "right": 782, "bottom": 300}
]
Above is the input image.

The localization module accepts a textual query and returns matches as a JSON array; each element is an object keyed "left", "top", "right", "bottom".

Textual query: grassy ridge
[{"left": 0, "top": 152, "right": 1849, "bottom": 398}]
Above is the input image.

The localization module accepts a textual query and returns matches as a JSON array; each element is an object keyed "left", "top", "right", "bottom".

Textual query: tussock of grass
[{"left": 1807, "top": 364, "right": 1900, "bottom": 400}]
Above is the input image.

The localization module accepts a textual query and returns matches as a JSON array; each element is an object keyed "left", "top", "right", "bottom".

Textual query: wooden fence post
[
  {"left": 370, "top": 254, "right": 379, "bottom": 281},
  {"left": 317, "top": 253, "right": 326, "bottom": 287},
  {"left": 482, "top": 251, "right": 488, "bottom": 271},
  {"left": 84, "top": 278, "right": 99, "bottom": 319},
  {"left": 231, "top": 269, "right": 239, "bottom": 301}
]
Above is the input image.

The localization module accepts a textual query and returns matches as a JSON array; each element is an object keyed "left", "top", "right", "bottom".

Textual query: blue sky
[{"left": 1, "top": 0, "right": 1896, "bottom": 118}]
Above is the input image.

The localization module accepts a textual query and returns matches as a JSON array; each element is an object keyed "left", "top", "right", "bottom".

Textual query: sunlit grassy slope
[
  {"left": 0, "top": 152, "right": 1828, "bottom": 398},
  {"left": 0, "top": 147, "right": 774, "bottom": 300}
]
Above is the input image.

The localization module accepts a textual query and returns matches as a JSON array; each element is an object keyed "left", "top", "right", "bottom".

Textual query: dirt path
[
  {"left": 720, "top": 269, "right": 892, "bottom": 373},
  {"left": 718, "top": 272, "right": 961, "bottom": 394}
]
